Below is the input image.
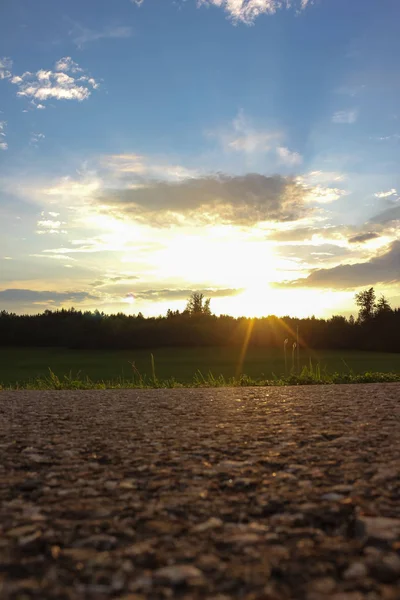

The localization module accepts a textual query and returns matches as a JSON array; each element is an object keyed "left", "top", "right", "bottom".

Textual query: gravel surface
[{"left": 1, "top": 384, "right": 400, "bottom": 600}]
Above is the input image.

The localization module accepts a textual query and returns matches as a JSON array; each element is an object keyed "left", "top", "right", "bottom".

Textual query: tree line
[{"left": 0, "top": 289, "right": 399, "bottom": 352}]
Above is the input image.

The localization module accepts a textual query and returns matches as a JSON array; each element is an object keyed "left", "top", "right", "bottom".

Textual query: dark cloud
[
  {"left": 277, "top": 241, "right": 400, "bottom": 289},
  {"left": 92, "top": 275, "right": 140, "bottom": 287},
  {"left": 108, "top": 275, "right": 139, "bottom": 282},
  {"left": 369, "top": 204, "right": 400, "bottom": 225},
  {"left": 348, "top": 232, "right": 380, "bottom": 244},
  {"left": 132, "top": 288, "right": 242, "bottom": 301},
  {"left": 100, "top": 174, "right": 312, "bottom": 226},
  {"left": 0, "top": 289, "right": 97, "bottom": 304},
  {"left": 266, "top": 226, "right": 345, "bottom": 242}
]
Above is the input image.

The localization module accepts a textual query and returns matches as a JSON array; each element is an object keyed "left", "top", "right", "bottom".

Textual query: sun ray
[{"left": 235, "top": 318, "right": 255, "bottom": 379}]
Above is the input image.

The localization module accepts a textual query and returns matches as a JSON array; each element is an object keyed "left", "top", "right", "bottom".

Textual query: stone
[
  {"left": 123, "top": 541, "right": 154, "bottom": 557},
  {"left": 18, "top": 530, "right": 42, "bottom": 548},
  {"left": 192, "top": 517, "right": 223, "bottom": 532},
  {"left": 104, "top": 480, "right": 118, "bottom": 490},
  {"left": 332, "top": 484, "right": 353, "bottom": 493},
  {"left": 225, "top": 532, "right": 262, "bottom": 545},
  {"left": 321, "top": 493, "right": 345, "bottom": 501},
  {"left": 368, "top": 553, "right": 400, "bottom": 583},
  {"left": 329, "top": 593, "right": 365, "bottom": 600},
  {"left": 196, "top": 554, "right": 221, "bottom": 571},
  {"left": 154, "top": 564, "right": 204, "bottom": 585},
  {"left": 355, "top": 517, "right": 400, "bottom": 546},
  {"left": 27, "top": 454, "right": 49, "bottom": 464},
  {"left": 17, "top": 479, "right": 41, "bottom": 492},
  {"left": 62, "top": 548, "right": 98, "bottom": 561},
  {"left": 343, "top": 562, "right": 368, "bottom": 580},
  {"left": 73, "top": 534, "right": 117, "bottom": 550},
  {"left": 308, "top": 577, "right": 336, "bottom": 593},
  {"left": 6, "top": 525, "right": 38, "bottom": 538}
]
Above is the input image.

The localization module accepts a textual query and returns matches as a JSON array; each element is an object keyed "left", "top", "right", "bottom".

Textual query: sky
[{"left": 0, "top": 0, "right": 400, "bottom": 318}]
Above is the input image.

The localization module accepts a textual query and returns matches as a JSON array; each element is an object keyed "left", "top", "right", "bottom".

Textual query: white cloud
[
  {"left": 0, "top": 121, "right": 8, "bottom": 150},
  {"left": 332, "top": 109, "right": 358, "bottom": 124},
  {"left": 210, "top": 110, "right": 281, "bottom": 154},
  {"left": 377, "top": 134, "right": 400, "bottom": 142},
  {"left": 102, "top": 153, "right": 199, "bottom": 181},
  {"left": 70, "top": 23, "right": 132, "bottom": 47},
  {"left": 36, "top": 214, "right": 67, "bottom": 235},
  {"left": 304, "top": 185, "right": 348, "bottom": 204},
  {"left": 300, "top": 171, "right": 345, "bottom": 184},
  {"left": 374, "top": 189, "right": 397, "bottom": 198},
  {"left": 297, "top": 173, "right": 348, "bottom": 205},
  {"left": 37, "top": 219, "right": 62, "bottom": 229},
  {"left": 30, "top": 132, "right": 45, "bottom": 147},
  {"left": 9, "top": 57, "right": 99, "bottom": 107},
  {"left": 0, "top": 57, "right": 12, "bottom": 79},
  {"left": 42, "top": 175, "right": 102, "bottom": 205},
  {"left": 54, "top": 57, "right": 83, "bottom": 73},
  {"left": 277, "top": 146, "right": 302, "bottom": 166},
  {"left": 24, "top": 85, "right": 89, "bottom": 101},
  {"left": 210, "top": 111, "right": 303, "bottom": 167},
  {"left": 29, "top": 253, "right": 77, "bottom": 261},
  {"left": 198, "top": 0, "right": 312, "bottom": 24},
  {"left": 37, "top": 70, "right": 52, "bottom": 81},
  {"left": 229, "top": 131, "right": 276, "bottom": 152},
  {"left": 131, "top": 0, "right": 314, "bottom": 24}
]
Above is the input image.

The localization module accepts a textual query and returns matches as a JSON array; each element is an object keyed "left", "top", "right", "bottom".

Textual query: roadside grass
[
  {"left": 1, "top": 364, "right": 399, "bottom": 390},
  {"left": 1, "top": 347, "right": 400, "bottom": 388}
]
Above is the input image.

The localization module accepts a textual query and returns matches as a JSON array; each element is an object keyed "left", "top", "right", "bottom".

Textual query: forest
[{"left": 0, "top": 288, "right": 399, "bottom": 353}]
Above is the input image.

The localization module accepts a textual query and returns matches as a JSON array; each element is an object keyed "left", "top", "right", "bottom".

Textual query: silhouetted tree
[
  {"left": 185, "top": 292, "right": 211, "bottom": 316},
  {"left": 375, "top": 295, "right": 392, "bottom": 316},
  {"left": 0, "top": 289, "right": 398, "bottom": 352},
  {"left": 355, "top": 287, "right": 376, "bottom": 322}
]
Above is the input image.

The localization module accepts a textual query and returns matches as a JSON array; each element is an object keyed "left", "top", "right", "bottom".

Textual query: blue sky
[{"left": 1, "top": 0, "right": 400, "bottom": 317}]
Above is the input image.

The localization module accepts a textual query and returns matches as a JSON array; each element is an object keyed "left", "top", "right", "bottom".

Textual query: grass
[
  {"left": 1, "top": 367, "right": 399, "bottom": 390},
  {"left": 0, "top": 346, "right": 399, "bottom": 390}
]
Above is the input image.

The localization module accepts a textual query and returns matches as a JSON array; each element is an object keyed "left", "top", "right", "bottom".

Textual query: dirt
[{"left": 0, "top": 384, "right": 399, "bottom": 599}]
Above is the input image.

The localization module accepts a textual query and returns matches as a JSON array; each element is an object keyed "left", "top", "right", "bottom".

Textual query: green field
[{"left": 1, "top": 347, "right": 399, "bottom": 387}]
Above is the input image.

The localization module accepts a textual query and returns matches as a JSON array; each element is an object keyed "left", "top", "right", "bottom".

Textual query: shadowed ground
[{"left": 1, "top": 384, "right": 399, "bottom": 599}]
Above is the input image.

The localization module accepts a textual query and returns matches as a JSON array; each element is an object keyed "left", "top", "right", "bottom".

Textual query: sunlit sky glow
[{"left": 1, "top": 0, "right": 399, "bottom": 317}]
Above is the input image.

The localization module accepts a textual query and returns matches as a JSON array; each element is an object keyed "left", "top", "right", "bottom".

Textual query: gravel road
[{"left": 1, "top": 384, "right": 400, "bottom": 599}]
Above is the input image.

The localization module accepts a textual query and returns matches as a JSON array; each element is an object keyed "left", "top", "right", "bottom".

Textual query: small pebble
[
  {"left": 321, "top": 493, "right": 344, "bottom": 501},
  {"left": 369, "top": 553, "right": 400, "bottom": 583},
  {"left": 308, "top": 577, "right": 336, "bottom": 593},
  {"left": 343, "top": 562, "right": 368, "bottom": 580},
  {"left": 193, "top": 517, "right": 223, "bottom": 532},
  {"left": 154, "top": 564, "right": 204, "bottom": 585}
]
